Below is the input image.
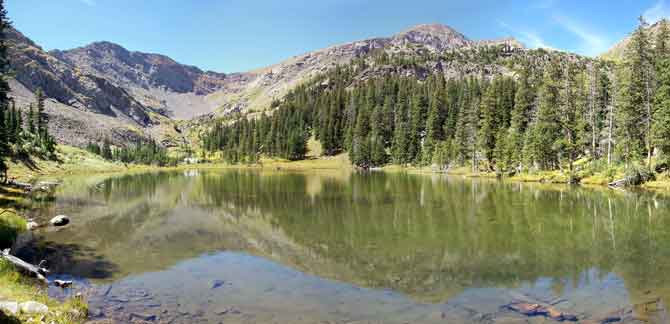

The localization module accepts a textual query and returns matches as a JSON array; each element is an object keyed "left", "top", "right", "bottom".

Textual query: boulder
[
  {"left": 26, "top": 221, "right": 39, "bottom": 231},
  {"left": 19, "top": 301, "right": 48, "bottom": 314},
  {"left": 0, "top": 301, "right": 18, "bottom": 314},
  {"left": 54, "top": 280, "right": 73, "bottom": 288},
  {"left": 50, "top": 215, "right": 70, "bottom": 227}
]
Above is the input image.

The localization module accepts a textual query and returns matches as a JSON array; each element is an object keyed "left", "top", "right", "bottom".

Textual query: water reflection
[{"left": 19, "top": 170, "right": 670, "bottom": 323}]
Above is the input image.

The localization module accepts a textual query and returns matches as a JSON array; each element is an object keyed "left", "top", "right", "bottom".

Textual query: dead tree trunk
[{"left": 0, "top": 249, "right": 49, "bottom": 284}]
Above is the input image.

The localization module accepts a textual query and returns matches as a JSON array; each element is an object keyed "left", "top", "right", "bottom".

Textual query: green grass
[
  {"left": 0, "top": 208, "right": 25, "bottom": 249},
  {"left": 6, "top": 145, "right": 160, "bottom": 183},
  {"left": 0, "top": 173, "right": 87, "bottom": 323},
  {"left": 0, "top": 260, "right": 88, "bottom": 324}
]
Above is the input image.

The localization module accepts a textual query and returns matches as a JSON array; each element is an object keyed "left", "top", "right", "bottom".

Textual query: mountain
[
  {"left": 7, "top": 27, "right": 161, "bottom": 147},
  {"left": 7, "top": 23, "right": 524, "bottom": 147},
  {"left": 601, "top": 20, "right": 665, "bottom": 61},
  {"left": 50, "top": 41, "right": 253, "bottom": 119},
  {"left": 207, "top": 24, "right": 524, "bottom": 116}
]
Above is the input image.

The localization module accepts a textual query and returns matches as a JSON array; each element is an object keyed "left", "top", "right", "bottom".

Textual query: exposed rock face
[
  {"left": 7, "top": 28, "right": 151, "bottom": 125},
  {"left": 391, "top": 24, "right": 471, "bottom": 51},
  {"left": 51, "top": 42, "right": 230, "bottom": 95}
]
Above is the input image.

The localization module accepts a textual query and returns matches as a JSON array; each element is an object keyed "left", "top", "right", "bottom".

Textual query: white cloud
[
  {"left": 79, "top": 0, "right": 96, "bottom": 6},
  {"left": 644, "top": 0, "right": 670, "bottom": 23},
  {"left": 498, "top": 20, "right": 554, "bottom": 50},
  {"left": 553, "top": 15, "right": 609, "bottom": 56}
]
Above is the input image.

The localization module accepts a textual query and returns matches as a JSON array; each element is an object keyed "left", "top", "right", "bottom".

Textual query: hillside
[
  {"left": 207, "top": 24, "right": 524, "bottom": 116},
  {"left": 601, "top": 20, "right": 667, "bottom": 61},
  {"left": 7, "top": 23, "right": 525, "bottom": 148}
]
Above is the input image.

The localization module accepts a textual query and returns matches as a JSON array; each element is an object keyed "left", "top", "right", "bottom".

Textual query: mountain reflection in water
[{"left": 16, "top": 170, "right": 670, "bottom": 323}]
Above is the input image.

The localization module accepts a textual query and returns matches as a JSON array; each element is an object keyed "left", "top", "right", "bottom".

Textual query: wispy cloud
[
  {"left": 79, "top": 0, "right": 96, "bottom": 6},
  {"left": 644, "top": 0, "right": 670, "bottom": 23},
  {"left": 552, "top": 15, "right": 609, "bottom": 56},
  {"left": 498, "top": 20, "right": 554, "bottom": 50}
]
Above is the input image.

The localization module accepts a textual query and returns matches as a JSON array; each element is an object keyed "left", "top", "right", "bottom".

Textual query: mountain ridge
[{"left": 8, "top": 22, "right": 526, "bottom": 147}]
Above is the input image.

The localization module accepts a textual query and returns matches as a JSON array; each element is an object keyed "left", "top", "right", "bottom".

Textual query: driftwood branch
[
  {"left": 0, "top": 249, "right": 49, "bottom": 284},
  {"left": 608, "top": 178, "right": 629, "bottom": 188}
]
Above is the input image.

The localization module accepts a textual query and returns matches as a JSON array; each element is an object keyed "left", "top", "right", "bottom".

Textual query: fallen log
[
  {"left": 0, "top": 249, "right": 49, "bottom": 284},
  {"left": 505, "top": 302, "right": 578, "bottom": 322},
  {"left": 608, "top": 178, "right": 629, "bottom": 188}
]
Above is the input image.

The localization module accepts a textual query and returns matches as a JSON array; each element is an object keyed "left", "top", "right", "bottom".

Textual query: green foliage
[
  {"left": 197, "top": 17, "right": 670, "bottom": 178},
  {"left": 203, "top": 100, "right": 310, "bottom": 163},
  {"left": 653, "top": 58, "right": 670, "bottom": 163},
  {"left": 86, "top": 138, "right": 176, "bottom": 166},
  {"left": 0, "top": 210, "right": 24, "bottom": 249}
]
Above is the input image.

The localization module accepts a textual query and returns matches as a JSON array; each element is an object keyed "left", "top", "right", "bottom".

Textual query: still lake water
[{"left": 14, "top": 169, "right": 670, "bottom": 323}]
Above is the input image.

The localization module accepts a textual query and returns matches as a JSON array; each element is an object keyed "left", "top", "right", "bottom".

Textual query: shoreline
[{"left": 2, "top": 147, "right": 670, "bottom": 323}]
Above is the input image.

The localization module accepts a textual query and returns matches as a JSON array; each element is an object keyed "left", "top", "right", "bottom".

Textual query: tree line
[
  {"left": 86, "top": 138, "right": 177, "bottom": 166},
  {"left": 0, "top": 1, "right": 59, "bottom": 181},
  {"left": 205, "top": 17, "right": 670, "bottom": 179}
]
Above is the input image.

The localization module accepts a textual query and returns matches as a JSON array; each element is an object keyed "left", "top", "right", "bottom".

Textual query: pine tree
[
  {"left": 422, "top": 89, "right": 446, "bottom": 165},
  {"left": 478, "top": 80, "right": 498, "bottom": 169},
  {"left": 507, "top": 64, "right": 534, "bottom": 171},
  {"left": 527, "top": 58, "right": 562, "bottom": 170},
  {"left": 0, "top": 0, "right": 11, "bottom": 179},
  {"left": 35, "top": 88, "right": 46, "bottom": 135},
  {"left": 557, "top": 62, "right": 581, "bottom": 174},
  {"left": 653, "top": 57, "right": 670, "bottom": 163},
  {"left": 408, "top": 91, "right": 427, "bottom": 163},
  {"left": 352, "top": 100, "right": 371, "bottom": 167},
  {"left": 27, "top": 104, "right": 35, "bottom": 134},
  {"left": 617, "top": 17, "right": 653, "bottom": 164},
  {"left": 656, "top": 19, "right": 670, "bottom": 62}
]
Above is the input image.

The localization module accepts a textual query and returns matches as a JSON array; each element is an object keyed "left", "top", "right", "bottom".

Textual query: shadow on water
[{"left": 13, "top": 237, "right": 118, "bottom": 280}]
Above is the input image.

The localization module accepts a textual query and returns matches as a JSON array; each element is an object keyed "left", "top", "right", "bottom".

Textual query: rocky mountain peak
[
  {"left": 392, "top": 23, "right": 471, "bottom": 51},
  {"left": 51, "top": 40, "right": 228, "bottom": 95}
]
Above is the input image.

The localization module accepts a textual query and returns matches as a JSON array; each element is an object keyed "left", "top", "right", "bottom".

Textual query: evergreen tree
[
  {"left": 35, "top": 88, "right": 46, "bottom": 135},
  {"left": 422, "top": 90, "right": 445, "bottom": 165},
  {"left": 557, "top": 62, "right": 581, "bottom": 174},
  {"left": 0, "top": 0, "right": 11, "bottom": 179},
  {"left": 478, "top": 80, "right": 498, "bottom": 169},
  {"left": 617, "top": 17, "right": 652, "bottom": 164},
  {"left": 27, "top": 103, "right": 35, "bottom": 135},
  {"left": 352, "top": 100, "right": 371, "bottom": 167},
  {"left": 526, "top": 58, "right": 562, "bottom": 170},
  {"left": 506, "top": 65, "right": 535, "bottom": 171},
  {"left": 653, "top": 57, "right": 670, "bottom": 163}
]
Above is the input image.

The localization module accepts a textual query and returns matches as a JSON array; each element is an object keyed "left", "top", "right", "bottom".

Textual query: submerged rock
[
  {"left": 211, "top": 279, "right": 225, "bottom": 289},
  {"left": 19, "top": 301, "right": 48, "bottom": 314},
  {"left": 50, "top": 215, "right": 70, "bottom": 227},
  {"left": 130, "top": 312, "right": 157, "bottom": 321}
]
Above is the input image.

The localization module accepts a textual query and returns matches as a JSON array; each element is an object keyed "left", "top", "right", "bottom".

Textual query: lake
[{"left": 14, "top": 169, "right": 670, "bottom": 323}]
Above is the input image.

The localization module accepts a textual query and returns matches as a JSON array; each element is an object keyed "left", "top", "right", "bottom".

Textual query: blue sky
[{"left": 7, "top": 0, "right": 670, "bottom": 73}]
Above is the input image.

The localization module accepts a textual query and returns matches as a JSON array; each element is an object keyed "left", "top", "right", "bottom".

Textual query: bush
[{"left": 0, "top": 210, "right": 25, "bottom": 249}]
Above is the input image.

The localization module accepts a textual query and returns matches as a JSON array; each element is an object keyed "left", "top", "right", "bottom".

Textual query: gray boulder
[
  {"left": 0, "top": 301, "right": 18, "bottom": 314},
  {"left": 19, "top": 301, "right": 48, "bottom": 314},
  {"left": 50, "top": 215, "right": 70, "bottom": 227},
  {"left": 26, "top": 221, "right": 40, "bottom": 231}
]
